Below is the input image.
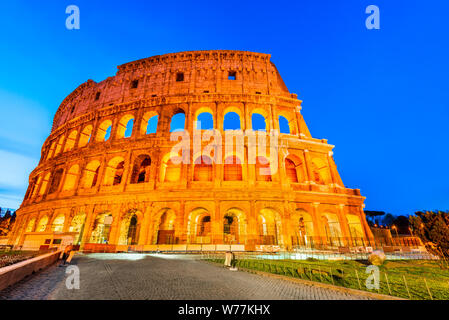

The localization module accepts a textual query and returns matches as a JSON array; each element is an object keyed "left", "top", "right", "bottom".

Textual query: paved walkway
[{"left": 0, "top": 253, "right": 373, "bottom": 300}]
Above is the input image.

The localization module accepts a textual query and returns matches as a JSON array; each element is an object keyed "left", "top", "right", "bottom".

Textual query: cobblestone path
[{"left": 0, "top": 253, "right": 373, "bottom": 300}]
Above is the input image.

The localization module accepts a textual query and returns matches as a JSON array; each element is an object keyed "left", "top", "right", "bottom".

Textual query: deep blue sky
[{"left": 0, "top": 1, "right": 448, "bottom": 215}]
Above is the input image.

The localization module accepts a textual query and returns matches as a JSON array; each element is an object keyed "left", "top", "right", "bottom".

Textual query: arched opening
[
  {"left": 79, "top": 125, "right": 93, "bottom": 147},
  {"left": 223, "top": 213, "right": 238, "bottom": 244},
  {"left": 116, "top": 114, "right": 134, "bottom": 139},
  {"left": 347, "top": 214, "right": 364, "bottom": 246},
  {"left": 26, "top": 218, "right": 36, "bottom": 232},
  {"left": 64, "top": 130, "right": 78, "bottom": 152},
  {"left": 103, "top": 157, "right": 125, "bottom": 186},
  {"left": 311, "top": 158, "right": 330, "bottom": 185},
  {"left": 278, "top": 115, "right": 290, "bottom": 134},
  {"left": 322, "top": 213, "right": 343, "bottom": 246},
  {"left": 224, "top": 156, "right": 242, "bottom": 181},
  {"left": 141, "top": 112, "right": 158, "bottom": 135},
  {"left": 130, "top": 155, "right": 151, "bottom": 184},
  {"left": 169, "top": 111, "right": 186, "bottom": 132},
  {"left": 51, "top": 214, "right": 65, "bottom": 232},
  {"left": 193, "top": 155, "right": 213, "bottom": 181},
  {"left": 96, "top": 120, "right": 113, "bottom": 142},
  {"left": 258, "top": 208, "right": 282, "bottom": 246},
  {"left": 292, "top": 209, "right": 314, "bottom": 247},
  {"left": 161, "top": 154, "right": 181, "bottom": 182},
  {"left": 48, "top": 168, "right": 64, "bottom": 194},
  {"left": 118, "top": 212, "right": 140, "bottom": 245},
  {"left": 89, "top": 213, "right": 112, "bottom": 244},
  {"left": 46, "top": 141, "right": 56, "bottom": 160},
  {"left": 285, "top": 158, "right": 298, "bottom": 183},
  {"left": 54, "top": 135, "right": 65, "bottom": 157},
  {"left": 187, "top": 208, "right": 212, "bottom": 244},
  {"left": 156, "top": 209, "right": 176, "bottom": 244},
  {"left": 39, "top": 173, "right": 51, "bottom": 196},
  {"left": 83, "top": 160, "right": 101, "bottom": 188},
  {"left": 223, "top": 112, "right": 241, "bottom": 130},
  {"left": 69, "top": 213, "right": 86, "bottom": 245},
  {"left": 252, "top": 113, "right": 266, "bottom": 131},
  {"left": 255, "top": 156, "right": 272, "bottom": 182},
  {"left": 36, "top": 216, "right": 49, "bottom": 232},
  {"left": 62, "top": 165, "right": 79, "bottom": 191},
  {"left": 196, "top": 112, "right": 214, "bottom": 130}
]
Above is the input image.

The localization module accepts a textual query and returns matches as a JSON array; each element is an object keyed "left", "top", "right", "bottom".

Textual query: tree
[{"left": 410, "top": 211, "right": 449, "bottom": 269}]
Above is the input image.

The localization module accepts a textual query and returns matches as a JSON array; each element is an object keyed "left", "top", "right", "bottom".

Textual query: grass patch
[
  {"left": 0, "top": 250, "right": 40, "bottom": 268},
  {"left": 205, "top": 256, "right": 449, "bottom": 300}
]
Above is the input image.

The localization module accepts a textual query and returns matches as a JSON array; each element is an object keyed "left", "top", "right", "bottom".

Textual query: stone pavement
[{"left": 0, "top": 253, "right": 373, "bottom": 300}]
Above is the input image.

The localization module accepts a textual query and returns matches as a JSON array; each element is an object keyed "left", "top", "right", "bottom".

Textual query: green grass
[{"left": 205, "top": 256, "right": 449, "bottom": 300}]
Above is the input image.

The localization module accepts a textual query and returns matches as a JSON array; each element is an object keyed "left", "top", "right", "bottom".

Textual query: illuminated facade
[{"left": 8, "top": 50, "right": 373, "bottom": 251}]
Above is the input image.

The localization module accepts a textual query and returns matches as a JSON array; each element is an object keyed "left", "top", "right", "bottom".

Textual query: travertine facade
[{"left": 9, "top": 50, "right": 373, "bottom": 251}]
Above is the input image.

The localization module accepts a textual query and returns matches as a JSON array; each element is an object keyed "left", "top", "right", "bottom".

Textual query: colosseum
[{"left": 8, "top": 50, "right": 374, "bottom": 252}]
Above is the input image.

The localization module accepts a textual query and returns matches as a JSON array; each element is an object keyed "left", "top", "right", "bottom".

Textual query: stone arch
[
  {"left": 64, "top": 130, "right": 78, "bottom": 152},
  {"left": 39, "top": 172, "right": 51, "bottom": 195},
  {"left": 187, "top": 208, "right": 211, "bottom": 244},
  {"left": 223, "top": 208, "right": 246, "bottom": 244},
  {"left": 278, "top": 115, "right": 290, "bottom": 134},
  {"left": 51, "top": 214, "right": 65, "bottom": 232},
  {"left": 195, "top": 107, "right": 214, "bottom": 130},
  {"left": 193, "top": 155, "right": 213, "bottom": 181},
  {"left": 89, "top": 212, "right": 113, "bottom": 244},
  {"left": 46, "top": 141, "right": 56, "bottom": 160},
  {"left": 96, "top": 119, "right": 113, "bottom": 142},
  {"left": 258, "top": 208, "right": 283, "bottom": 245},
  {"left": 25, "top": 217, "right": 36, "bottom": 232},
  {"left": 130, "top": 154, "right": 152, "bottom": 184},
  {"left": 83, "top": 160, "right": 101, "bottom": 188},
  {"left": 103, "top": 156, "right": 125, "bottom": 186},
  {"left": 255, "top": 156, "right": 272, "bottom": 182},
  {"left": 347, "top": 214, "right": 364, "bottom": 245},
  {"left": 118, "top": 210, "right": 142, "bottom": 245},
  {"left": 169, "top": 109, "right": 186, "bottom": 132},
  {"left": 277, "top": 110, "right": 297, "bottom": 135},
  {"left": 62, "top": 164, "right": 79, "bottom": 191},
  {"left": 160, "top": 153, "right": 182, "bottom": 182},
  {"left": 291, "top": 209, "right": 315, "bottom": 246},
  {"left": 69, "top": 212, "right": 86, "bottom": 244},
  {"left": 311, "top": 158, "right": 330, "bottom": 185},
  {"left": 79, "top": 124, "right": 93, "bottom": 147},
  {"left": 154, "top": 208, "right": 177, "bottom": 244},
  {"left": 141, "top": 111, "right": 158, "bottom": 135},
  {"left": 284, "top": 154, "right": 305, "bottom": 183},
  {"left": 54, "top": 135, "right": 65, "bottom": 157},
  {"left": 48, "top": 168, "right": 64, "bottom": 194},
  {"left": 116, "top": 114, "right": 134, "bottom": 139},
  {"left": 223, "top": 106, "right": 243, "bottom": 130},
  {"left": 321, "top": 212, "right": 343, "bottom": 245},
  {"left": 36, "top": 215, "right": 49, "bottom": 232},
  {"left": 223, "top": 155, "right": 243, "bottom": 181}
]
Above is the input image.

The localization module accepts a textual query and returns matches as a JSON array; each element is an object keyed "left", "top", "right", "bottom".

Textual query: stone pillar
[
  {"left": 138, "top": 204, "right": 152, "bottom": 245},
  {"left": 303, "top": 149, "right": 313, "bottom": 183},
  {"left": 79, "top": 205, "right": 96, "bottom": 249}
]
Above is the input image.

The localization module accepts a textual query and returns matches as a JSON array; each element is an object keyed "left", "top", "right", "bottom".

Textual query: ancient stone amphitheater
[{"left": 9, "top": 50, "right": 373, "bottom": 252}]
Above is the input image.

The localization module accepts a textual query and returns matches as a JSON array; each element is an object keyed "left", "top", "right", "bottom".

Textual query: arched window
[
  {"left": 131, "top": 155, "right": 151, "bottom": 184},
  {"left": 64, "top": 130, "right": 78, "bottom": 152},
  {"left": 83, "top": 160, "right": 101, "bottom": 188},
  {"left": 79, "top": 125, "right": 93, "bottom": 147},
  {"left": 62, "top": 165, "right": 79, "bottom": 191},
  {"left": 252, "top": 113, "right": 266, "bottom": 131},
  {"left": 36, "top": 216, "right": 49, "bottom": 232},
  {"left": 46, "top": 141, "right": 56, "bottom": 160},
  {"left": 278, "top": 115, "right": 290, "bottom": 134},
  {"left": 311, "top": 158, "right": 330, "bottom": 185},
  {"left": 103, "top": 157, "right": 125, "bottom": 186},
  {"left": 52, "top": 214, "right": 65, "bottom": 232},
  {"left": 162, "top": 155, "right": 181, "bottom": 182},
  {"left": 48, "top": 168, "right": 64, "bottom": 194},
  {"left": 198, "top": 215, "right": 211, "bottom": 236},
  {"left": 116, "top": 115, "right": 134, "bottom": 139},
  {"left": 285, "top": 158, "right": 298, "bottom": 183},
  {"left": 255, "top": 156, "right": 271, "bottom": 182},
  {"left": 224, "top": 156, "right": 242, "bottom": 181},
  {"left": 169, "top": 112, "right": 185, "bottom": 132},
  {"left": 26, "top": 218, "right": 36, "bottom": 232},
  {"left": 141, "top": 112, "right": 158, "bottom": 135},
  {"left": 39, "top": 173, "right": 51, "bottom": 195},
  {"left": 89, "top": 213, "right": 112, "bottom": 243},
  {"left": 54, "top": 135, "right": 65, "bottom": 157},
  {"left": 96, "top": 120, "right": 113, "bottom": 142},
  {"left": 196, "top": 112, "right": 213, "bottom": 130},
  {"left": 193, "top": 155, "right": 213, "bottom": 181},
  {"left": 223, "top": 112, "right": 241, "bottom": 130}
]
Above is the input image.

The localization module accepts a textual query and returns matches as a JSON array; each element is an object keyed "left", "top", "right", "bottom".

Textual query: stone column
[{"left": 303, "top": 149, "right": 313, "bottom": 183}]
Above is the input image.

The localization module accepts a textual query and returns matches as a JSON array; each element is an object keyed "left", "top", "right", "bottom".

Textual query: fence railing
[{"left": 200, "top": 252, "right": 449, "bottom": 300}]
